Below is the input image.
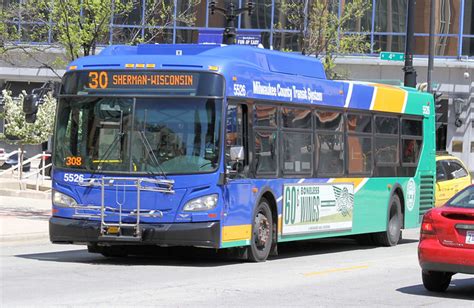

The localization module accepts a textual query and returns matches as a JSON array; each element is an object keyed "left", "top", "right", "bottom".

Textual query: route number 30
[{"left": 88, "top": 71, "right": 108, "bottom": 89}]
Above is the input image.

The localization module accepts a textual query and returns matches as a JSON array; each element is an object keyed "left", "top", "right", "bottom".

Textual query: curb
[
  {"left": 0, "top": 188, "right": 51, "bottom": 200},
  {"left": 0, "top": 232, "right": 49, "bottom": 243}
]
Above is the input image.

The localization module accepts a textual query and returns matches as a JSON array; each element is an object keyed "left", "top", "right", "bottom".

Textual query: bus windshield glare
[{"left": 54, "top": 97, "right": 222, "bottom": 174}]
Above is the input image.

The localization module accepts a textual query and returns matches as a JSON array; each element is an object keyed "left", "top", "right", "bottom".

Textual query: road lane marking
[{"left": 303, "top": 265, "right": 369, "bottom": 277}]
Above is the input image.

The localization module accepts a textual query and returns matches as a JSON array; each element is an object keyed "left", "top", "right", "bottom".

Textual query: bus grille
[{"left": 419, "top": 174, "right": 435, "bottom": 221}]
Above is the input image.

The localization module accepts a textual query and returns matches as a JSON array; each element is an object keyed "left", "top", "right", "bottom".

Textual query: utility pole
[
  {"left": 209, "top": 1, "right": 254, "bottom": 45},
  {"left": 427, "top": 0, "right": 435, "bottom": 93},
  {"left": 403, "top": 0, "right": 417, "bottom": 88}
]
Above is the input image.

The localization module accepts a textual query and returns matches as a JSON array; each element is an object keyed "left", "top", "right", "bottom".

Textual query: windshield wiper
[{"left": 137, "top": 130, "right": 168, "bottom": 179}]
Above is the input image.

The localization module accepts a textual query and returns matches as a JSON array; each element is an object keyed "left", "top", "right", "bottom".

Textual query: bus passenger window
[
  {"left": 254, "top": 105, "right": 277, "bottom": 128},
  {"left": 317, "top": 134, "right": 344, "bottom": 175},
  {"left": 348, "top": 136, "right": 372, "bottom": 174},
  {"left": 282, "top": 132, "right": 312, "bottom": 175},
  {"left": 315, "top": 110, "right": 344, "bottom": 176},
  {"left": 375, "top": 116, "right": 399, "bottom": 171},
  {"left": 347, "top": 114, "right": 372, "bottom": 175},
  {"left": 255, "top": 130, "right": 277, "bottom": 175},
  {"left": 402, "top": 139, "right": 421, "bottom": 163},
  {"left": 401, "top": 118, "right": 422, "bottom": 165},
  {"left": 225, "top": 104, "right": 248, "bottom": 177},
  {"left": 375, "top": 138, "right": 399, "bottom": 164}
]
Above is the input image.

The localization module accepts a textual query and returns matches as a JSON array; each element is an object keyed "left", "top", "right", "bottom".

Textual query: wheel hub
[{"left": 255, "top": 213, "right": 270, "bottom": 247}]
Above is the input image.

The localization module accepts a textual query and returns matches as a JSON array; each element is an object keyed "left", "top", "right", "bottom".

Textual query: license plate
[
  {"left": 467, "top": 231, "right": 474, "bottom": 244},
  {"left": 107, "top": 226, "right": 120, "bottom": 234}
]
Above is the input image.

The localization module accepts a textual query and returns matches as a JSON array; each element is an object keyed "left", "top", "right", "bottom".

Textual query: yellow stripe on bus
[
  {"left": 372, "top": 84, "right": 406, "bottom": 113},
  {"left": 331, "top": 178, "right": 366, "bottom": 190},
  {"left": 222, "top": 225, "right": 251, "bottom": 242},
  {"left": 278, "top": 215, "right": 282, "bottom": 235},
  {"left": 92, "top": 160, "right": 123, "bottom": 163}
]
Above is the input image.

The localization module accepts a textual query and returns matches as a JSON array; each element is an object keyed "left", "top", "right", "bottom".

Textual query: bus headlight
[
  {"left": 183, "top": 194, "right": 218, "bottom": 212},
  {"left": 53, "top": 190, "right": 78, "bottom": 208}
]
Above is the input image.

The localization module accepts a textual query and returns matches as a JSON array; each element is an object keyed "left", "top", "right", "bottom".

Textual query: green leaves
[{"left": 277, "top": 0, "right": 372, "bottom": 79}]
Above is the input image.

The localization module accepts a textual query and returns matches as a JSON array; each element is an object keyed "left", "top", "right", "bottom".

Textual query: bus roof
[
  {"left": 68, "top": 44, "right": 326, "bottom": 79},
  {"left": 67, "top": 44, "right": 433, "bottom": 116}
]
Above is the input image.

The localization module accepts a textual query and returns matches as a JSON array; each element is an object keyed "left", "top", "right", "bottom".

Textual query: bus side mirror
[
  {"left": 23, "top": 94, "right": 39, "bottom": 123},
  {"left": 230, "top": 146, "right": 244, "bottom": 162}
]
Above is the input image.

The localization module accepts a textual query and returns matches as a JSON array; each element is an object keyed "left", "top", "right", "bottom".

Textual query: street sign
[{"left": 380, "top": 52, "right": 405, "bottom": 61}]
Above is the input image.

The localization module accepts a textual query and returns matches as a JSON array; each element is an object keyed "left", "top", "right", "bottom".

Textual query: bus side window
[{"left": 225, "top": 104, "right": 248, "bottom": 177}]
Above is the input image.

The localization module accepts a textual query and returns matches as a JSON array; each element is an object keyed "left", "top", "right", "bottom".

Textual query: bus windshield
[{"left": 54, "top": 97, "right": 222, "bottom": 174}]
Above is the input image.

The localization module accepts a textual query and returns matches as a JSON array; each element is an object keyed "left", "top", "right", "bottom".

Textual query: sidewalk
[{"left": 0, "top": 195, "right": 51, "bottom": 242}]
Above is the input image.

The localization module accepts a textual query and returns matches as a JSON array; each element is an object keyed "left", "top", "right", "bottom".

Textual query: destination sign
[
  {"left": 62, "top": 70, "right": 224, "bottom": 96},
  {"left": 87, "top": 71, "right": 196, "bottom": 89}
]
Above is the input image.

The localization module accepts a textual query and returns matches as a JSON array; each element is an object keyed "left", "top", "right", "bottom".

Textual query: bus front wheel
[
  {"left": 373, "top": 194, "right": 402, "bottom": 246},
  {"left": 248, "top": 199, "right": 273, "bottom": 262}
]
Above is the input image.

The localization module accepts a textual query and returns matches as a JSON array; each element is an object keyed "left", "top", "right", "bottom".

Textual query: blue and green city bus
[{"left": 50, "top": 44, "right": 436, "bottom": 261}]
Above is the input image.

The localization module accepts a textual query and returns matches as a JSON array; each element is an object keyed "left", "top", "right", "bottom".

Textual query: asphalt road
[{"left": 1, "top": 228, "right": 473, "bottom": 307}]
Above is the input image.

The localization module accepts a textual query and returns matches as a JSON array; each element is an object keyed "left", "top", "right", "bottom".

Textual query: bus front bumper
[{"left": 49, "top": 217, "right": 220, "bottom": 248}]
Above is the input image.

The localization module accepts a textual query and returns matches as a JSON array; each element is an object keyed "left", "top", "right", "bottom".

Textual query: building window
[
  {"left": 452, "top": 140, "right": 463, "bottom": 152},
  {"left": 375, "top": 0, "right": 407, "bottom": 33}
]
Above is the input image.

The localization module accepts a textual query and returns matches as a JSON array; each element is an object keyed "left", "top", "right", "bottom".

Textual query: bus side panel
[
  {"left": 405, "top": 91, "right": 436, "bottom": 227},
  {"left": 221, "top": 179, "right": 254, "bottom": 248}
]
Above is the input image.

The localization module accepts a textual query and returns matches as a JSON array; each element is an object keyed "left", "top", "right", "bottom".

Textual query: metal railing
[{"left": 0, "top": 149, "right": 51, "bottom": 191}]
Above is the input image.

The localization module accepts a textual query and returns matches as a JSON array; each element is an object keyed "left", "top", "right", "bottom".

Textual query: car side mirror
[
  {"left": 436, "top": 173, "right": 445, "bottom": 181},
  {"left": 230, "top": 146, "right": 244, "bottom": 162}
]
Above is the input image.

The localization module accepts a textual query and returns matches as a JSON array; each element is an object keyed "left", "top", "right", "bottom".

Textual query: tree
[
  {"left": 125, "top": 0, "right": 201, "bottom": 44},
  {"left": 0, "top": 89, "right": 56, "bottom": 150},
  {"left": 276, "top": 0, "right": 371, "bottom": 79},
  {"left": 0, "top": 0, "right": 201, "bottom": 72}
]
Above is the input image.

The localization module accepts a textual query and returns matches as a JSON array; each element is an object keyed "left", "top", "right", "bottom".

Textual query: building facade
[{"left": 1, "top": 0, "right": 473, "bottom": 171}]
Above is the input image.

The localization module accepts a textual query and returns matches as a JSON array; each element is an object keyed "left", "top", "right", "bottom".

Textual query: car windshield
[
  {"left": 54, "top": 97, "right": 222, "bottom": 174},
  {"left": 447, "top": 186, "right": 474, "bottom": 209}
]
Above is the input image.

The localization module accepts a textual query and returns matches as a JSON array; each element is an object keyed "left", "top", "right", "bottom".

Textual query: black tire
[
  {"left": 248, "top": 199, "right": 273, "bottom": 262},
  {"left": 373, "top": 194, "right": 402, "bottom": 246},
  {"left": 422, "top": 270, "right": 452, "bottom": 292}
]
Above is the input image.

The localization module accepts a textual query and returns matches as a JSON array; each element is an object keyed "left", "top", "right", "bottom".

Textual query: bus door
[{"left": 223, "top": 104, "right": 253, "bottom": 244}]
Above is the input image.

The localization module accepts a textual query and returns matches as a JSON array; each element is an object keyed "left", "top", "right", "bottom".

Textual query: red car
[{"left": 418, "top": 184, "right": 474, "bottom": 292}]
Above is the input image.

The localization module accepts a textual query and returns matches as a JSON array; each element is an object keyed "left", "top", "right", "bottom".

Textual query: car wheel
[
  {"left": 373, "top": 194, "right": 402, "bottom": 246},
  {"left": 248, "top": 199, "right": 273, "bottom": 262},
  {"left": 422, "top": 270, "right": 452, "bottom": 292}
]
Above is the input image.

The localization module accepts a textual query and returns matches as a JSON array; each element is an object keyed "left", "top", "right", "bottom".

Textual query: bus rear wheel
[
  {"left": 373, "top": 194, "right": 402, "bottom": 246},
  {"left": 248, "top": 199, "right": 273, "bottom": 262}
]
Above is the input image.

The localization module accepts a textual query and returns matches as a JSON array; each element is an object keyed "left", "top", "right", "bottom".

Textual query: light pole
[
  {"left": 209, "top": 1, "right": 254, "bottom": 45},
  {"left": 427, "top": 0, "right": 435, "bottom": 93},
  {"left": 403, "top": 0, "right": 417, "bottom": 88}
]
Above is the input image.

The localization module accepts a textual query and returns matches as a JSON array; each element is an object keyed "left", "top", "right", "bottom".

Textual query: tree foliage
[
  {"left": 0, "top": 90, "right": 56, "bottom": 145},
  {"left": 277, "top": 0, "right": 371, "bottom": 79},
  {"left": 0, "top": 0, "right": 200, "bottom": 69}
]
